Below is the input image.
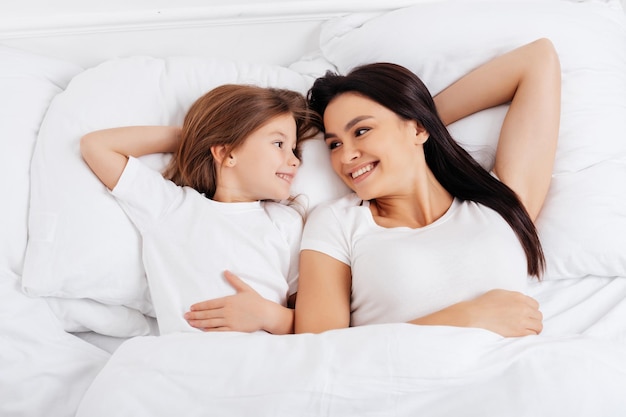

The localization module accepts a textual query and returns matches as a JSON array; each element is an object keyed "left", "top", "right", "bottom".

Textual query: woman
[
  {"left": 81, "top": 84, "right": 317, "bottom": 335},
  {"left": 294, "top": 38, "right": 561, "bottom": 337}
]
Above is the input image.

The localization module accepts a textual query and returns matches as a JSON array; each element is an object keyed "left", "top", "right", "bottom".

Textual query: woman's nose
[{"left": 340, "top": 142, "right": 361, "bottom": 164}]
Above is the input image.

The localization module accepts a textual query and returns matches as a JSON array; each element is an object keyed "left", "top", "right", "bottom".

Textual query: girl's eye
[{"left": 273, "top": 141, "right": 284, "bottom": 148}]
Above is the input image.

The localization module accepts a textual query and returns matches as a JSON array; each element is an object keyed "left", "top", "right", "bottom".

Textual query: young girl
[
  {"left": 81, "top": 84, "right": 317, "bottom": 335},
  {"left": 295, "top": 39, "right": 561, "bottom": 337}
]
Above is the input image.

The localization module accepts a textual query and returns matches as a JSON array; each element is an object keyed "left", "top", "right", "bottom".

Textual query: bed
[{"left": 2, "top": 0, "right": 626, "bottom": 415}]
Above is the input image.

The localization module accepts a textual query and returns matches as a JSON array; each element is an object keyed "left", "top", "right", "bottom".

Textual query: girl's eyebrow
[
  {"left": 324, "top": 115, "right": 374, "bottom": 140},
  {"left": 269, "top": 131, "right": 287, "bottom": 138}
]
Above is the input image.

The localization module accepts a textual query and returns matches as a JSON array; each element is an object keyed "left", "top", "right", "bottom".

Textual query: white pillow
[
  {"left": 316, "top": 0, "right": 626, "bottom": 279},
  {"left": 21, "top": 55, "right": 347, "bottom": 336},
  {"left": 536, "top": 161, "right": 626, "bottom": 278},
  {"left": 0, "top": 45, "right": 82, "bottom": 281}
]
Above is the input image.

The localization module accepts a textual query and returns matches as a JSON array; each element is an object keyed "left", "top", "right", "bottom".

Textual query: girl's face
[
  {"left": 323, "top": 92, "right": 429, "bottom": 201},
  {"left": 229, "top": 113, "right": 300, "bottom": 201}
]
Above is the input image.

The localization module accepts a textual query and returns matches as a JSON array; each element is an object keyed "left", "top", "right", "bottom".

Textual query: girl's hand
[{"left": 184, "top": 270, "right": 294, "bottom": 334}]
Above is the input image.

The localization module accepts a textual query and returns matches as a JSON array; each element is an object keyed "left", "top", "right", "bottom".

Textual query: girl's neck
[{"left": 212, "top": 188, "right": 258, "bottom": 203}]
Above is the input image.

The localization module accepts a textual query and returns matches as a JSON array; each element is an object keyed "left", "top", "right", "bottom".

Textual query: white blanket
[
  {"left": 77, "top": 324, "right": 626, "bottom": 417},
  {"left": 76, "top": 277, "right": 626, "bottom": 417}
]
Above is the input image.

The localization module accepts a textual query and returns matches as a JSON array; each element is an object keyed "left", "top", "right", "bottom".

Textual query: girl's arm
[
  {"left": 294, "top": 250, "right": 352, "bottom": 333},
  {"left": 434, "top": 38, "right": 561, "bottom": 221},
  {"left": 185, "top": 271, "right": 295, "bottom": 334},
  {"left": 80, "top": 126, "right": 181, "bottom": 190}
]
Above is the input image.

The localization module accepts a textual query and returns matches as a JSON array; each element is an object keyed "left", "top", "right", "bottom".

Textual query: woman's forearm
[
  {"left": 408, "top": 289, "right": 543, "bottom": 337},
  {"left": 262, "top": 302, "right": 295, "bottom": 335},
  {"left": 433, "top": 39, "right": 547, "bottom": 126}
]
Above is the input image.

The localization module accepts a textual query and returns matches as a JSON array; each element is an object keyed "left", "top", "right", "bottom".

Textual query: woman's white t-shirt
[
  {"left": 300, "top": 193, "right": 528, "bottom": 327},
  {"left": 111, "top": 157, "right": 302, "bottom": 334}
]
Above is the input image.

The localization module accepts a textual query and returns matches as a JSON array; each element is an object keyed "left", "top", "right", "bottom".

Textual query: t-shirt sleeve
[
  {"left": 285, "top": 211, "right": 303, "bottom": 297},
  {"left": 110, "top": 156, "right": 183, "bottom": 233},
  {"left": 266, "top": 203, "right": 304, "bottom": 297},
  {"left": 301, "top": 203, "right": 351, "bottom": 266}
]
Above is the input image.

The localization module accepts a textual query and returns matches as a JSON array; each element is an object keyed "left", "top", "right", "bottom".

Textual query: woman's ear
[
  {"left": 415, "top": 128, "right": 430, "bottom": 145},
  {"left": 211, "top": 145, "right": 236, "bottom": 167},
  {"left": 409, "top": 120, "right": 429, "bottom": 145}
]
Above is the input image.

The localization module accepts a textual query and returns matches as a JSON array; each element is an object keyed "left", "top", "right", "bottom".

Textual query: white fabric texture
[
  {"left": 0, "top": 45, "right": 82, "bottom": 281},
  {"left": 111, "top": 157, "right": 302, "bottom": 334},
  {"left": 0, "top": 277, "right": 108, "bottom": 417},
  {"left": 301, "top": 193, "right": 528, "bottom": 326},
  {"left": 76, "top": 323, "right": 626, "bottom": 417},
  {"left": 315, "top": 0, "right": 626, "bottom": 280}
]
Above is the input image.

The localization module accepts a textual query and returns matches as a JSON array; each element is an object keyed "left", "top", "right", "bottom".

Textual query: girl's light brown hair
[{"left": 164, "top": 84, "right": 318, "bottom": 199}]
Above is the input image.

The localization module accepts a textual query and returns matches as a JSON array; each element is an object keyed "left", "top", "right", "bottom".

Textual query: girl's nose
[{"left": 288, "top": 151, "right": 300, "bottom": 167}]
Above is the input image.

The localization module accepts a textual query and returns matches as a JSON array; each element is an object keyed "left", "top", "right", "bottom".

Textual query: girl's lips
[{"left": 276, "top": 172, "right": 295, "bottom": 184}]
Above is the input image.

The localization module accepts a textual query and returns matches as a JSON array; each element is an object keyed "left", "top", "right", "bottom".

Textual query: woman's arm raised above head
[
  {"left": 434, "top": 38, "right": 561, "bottom": 221},
  {"left": 80, "top": 126, "right": 181, "bottom": 190},
  {"left": 294, "top": 249, "right": 352, "bottom": 334}
]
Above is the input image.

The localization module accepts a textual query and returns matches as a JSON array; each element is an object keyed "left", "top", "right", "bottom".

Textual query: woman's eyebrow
[{"left": 324, "top": 115, "right": 374, "bottom": 140}]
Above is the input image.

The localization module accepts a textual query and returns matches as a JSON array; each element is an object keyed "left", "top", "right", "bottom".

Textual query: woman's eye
[
  {"left": 355, "top": 128, "right": 369, "bottom": 137},
  {"left": 327, "top": 141, "right": 342, "bottom": 150}
]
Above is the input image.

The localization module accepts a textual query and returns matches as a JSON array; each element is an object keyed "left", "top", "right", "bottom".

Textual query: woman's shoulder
[
  {"left": 305, "top": 192, "right": 363, "bottom": 225},
  {"left": 311, "top": 192, "right": 362, "bottom": 213}
]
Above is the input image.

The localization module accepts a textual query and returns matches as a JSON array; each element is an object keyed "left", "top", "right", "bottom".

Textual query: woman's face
[{"left": 322, "top": 92, "right": 429, "bottom": 200}]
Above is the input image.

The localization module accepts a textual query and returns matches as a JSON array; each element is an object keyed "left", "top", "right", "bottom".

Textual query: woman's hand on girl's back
[{"left": 184, "top": 270, "right": 294, "bottom": 334}]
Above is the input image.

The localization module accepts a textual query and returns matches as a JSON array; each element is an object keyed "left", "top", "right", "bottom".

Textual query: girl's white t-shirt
[
  {"left": 111, "top": 157, "right": 302, "bottom": 334},
  {"left": 301, "top": 193, "right": 528, "bottom": 327}
]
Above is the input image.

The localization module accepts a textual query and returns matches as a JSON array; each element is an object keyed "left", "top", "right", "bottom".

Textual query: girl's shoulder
[
  {"left": 261, "top": 200, "right": 305, "bottom": 232},
  {"left": 262, "top": 200, "right": 302, "bottom": 218}
]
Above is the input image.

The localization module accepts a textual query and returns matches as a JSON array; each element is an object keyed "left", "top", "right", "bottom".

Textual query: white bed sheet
[
  {"left": 530, "top": 276, "right": 626, "bottom": 343},
  {"left": 0, "top": 277, "right": 109, "bottom": 417}
]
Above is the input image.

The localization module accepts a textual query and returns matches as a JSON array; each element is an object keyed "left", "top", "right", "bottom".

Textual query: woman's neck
[{"left": 369, "top": 170, "right": 453, "bottom": 229}]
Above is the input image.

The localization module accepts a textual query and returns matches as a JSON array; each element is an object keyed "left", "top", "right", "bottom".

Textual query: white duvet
[
  {"left": 2, "top": 275, "right": 626, "bottom": 416},
  {"left": 74, "top": 277, "right": 626, "bottom": 417}
]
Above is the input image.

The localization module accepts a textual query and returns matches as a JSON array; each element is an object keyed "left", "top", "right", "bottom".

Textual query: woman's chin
[{"left": 354, "top": 189, "right": 375, "bottom": 202}]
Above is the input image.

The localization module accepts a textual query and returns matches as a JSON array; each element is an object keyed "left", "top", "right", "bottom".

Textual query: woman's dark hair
[{"left": 307, "top": 62, "right": 544, "bottom": 278}]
